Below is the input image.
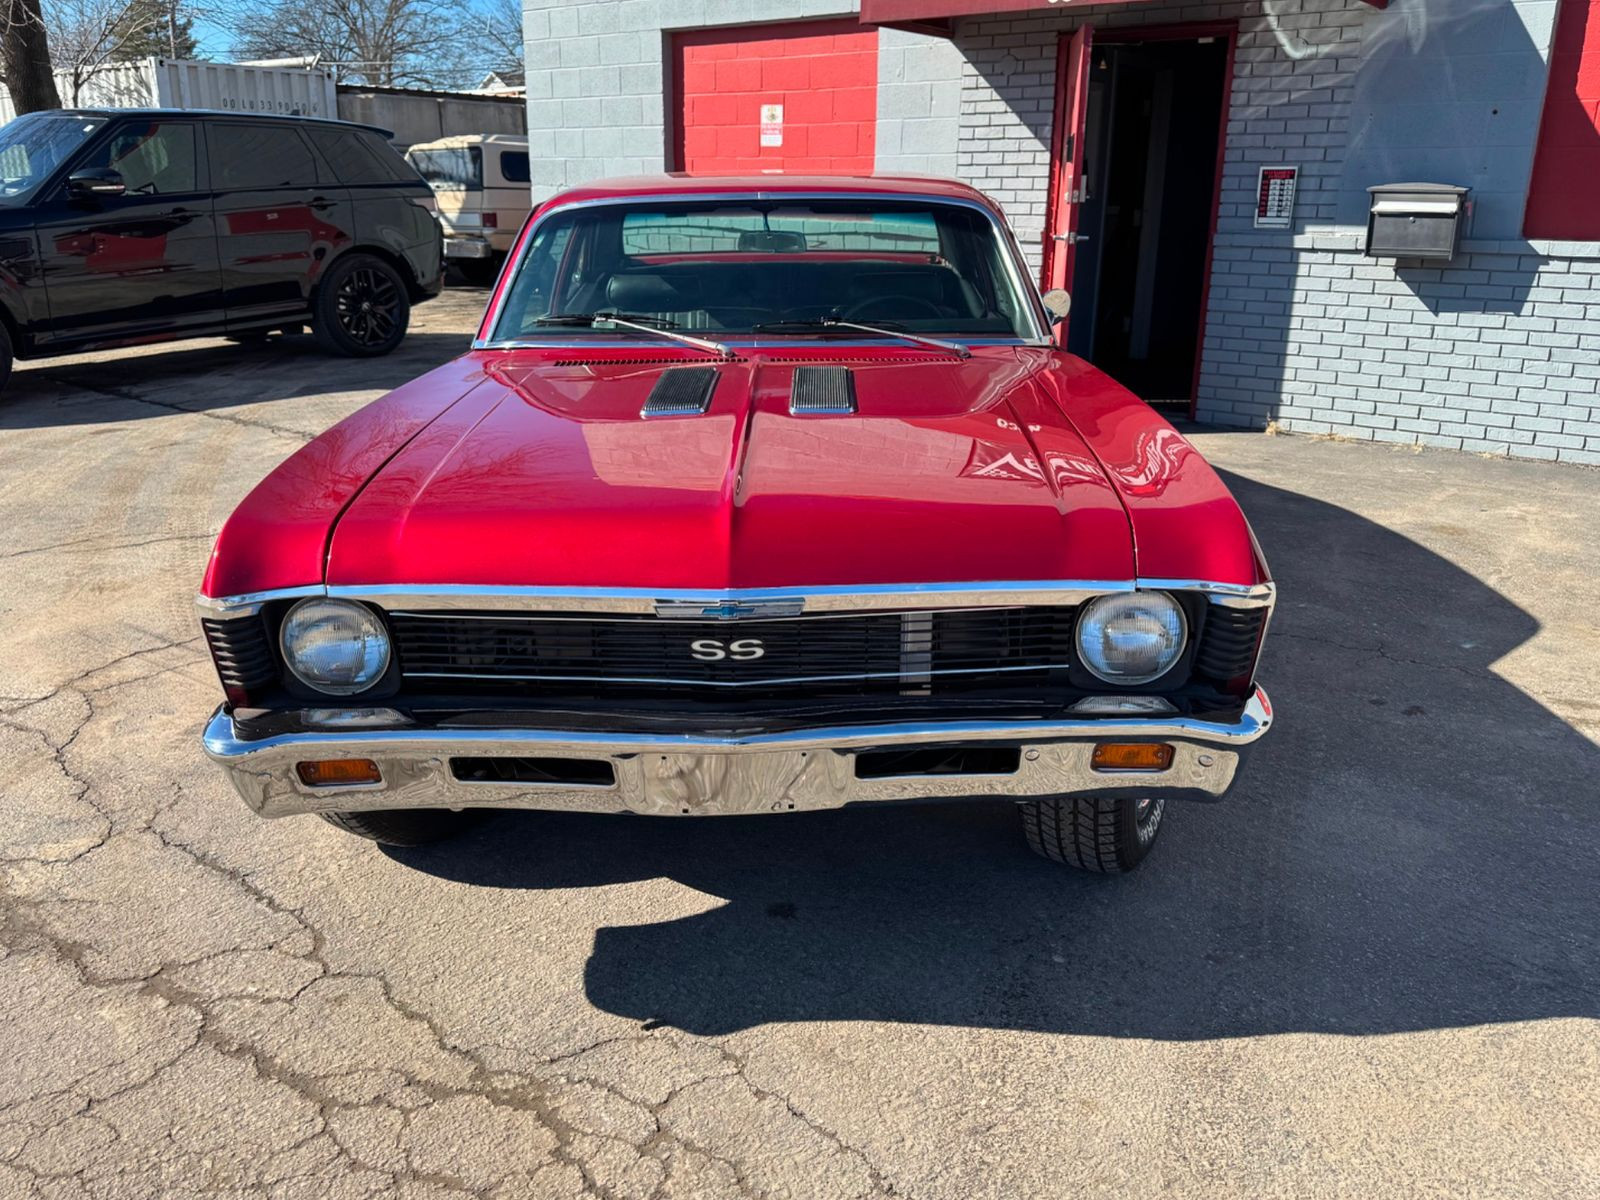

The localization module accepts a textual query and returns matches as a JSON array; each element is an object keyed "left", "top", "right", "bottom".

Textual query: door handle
[
  {"left": 1051, "top": 233, "right": 1090, "bottom": 244},
  {"left": 308, "top": 196, "right": 336, "bottom": 211}
]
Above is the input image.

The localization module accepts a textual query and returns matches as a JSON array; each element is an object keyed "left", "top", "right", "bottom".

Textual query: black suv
[{"left": 0, "top": 108, "right": 443, "bottom": 391}]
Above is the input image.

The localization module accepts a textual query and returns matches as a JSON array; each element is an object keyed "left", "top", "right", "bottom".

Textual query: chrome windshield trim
[
  {"left": 471, "top": 336, "right": 1036, "bottom": 353},
  {"left": 474, "top": 189, "right": 1052, "bottom": 349},
  {"left": 198, "top": 580, "right": 1274, "bottom": 619}
]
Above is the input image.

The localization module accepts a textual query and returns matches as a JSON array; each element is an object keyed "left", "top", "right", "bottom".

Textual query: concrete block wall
[
  {"left": 875, "top": 27, "right": 964, "bottom": 176},
  {"left": 952, "top": 0, "right": 1595, "bottom": 465}
]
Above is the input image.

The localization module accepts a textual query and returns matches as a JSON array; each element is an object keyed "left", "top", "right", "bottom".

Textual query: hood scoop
[
  {"left": 641, "top": 366, "right": 719, "bottom": 417},
  {"left": 789, "top": 365, "right": 858, "bottom": 416}
]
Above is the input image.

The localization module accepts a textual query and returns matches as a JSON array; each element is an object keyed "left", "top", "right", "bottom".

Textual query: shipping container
[{"left": 0, "top": 58, "right": 339, "bottom": 124}]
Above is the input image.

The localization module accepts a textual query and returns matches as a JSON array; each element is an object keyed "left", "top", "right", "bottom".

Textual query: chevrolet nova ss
[{"left": 199, "top": 176, "right": 1274, "bottom": 873}]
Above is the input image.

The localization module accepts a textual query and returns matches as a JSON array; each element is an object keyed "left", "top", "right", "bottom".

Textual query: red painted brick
[
  {"left": 715, "top": 58, "right": 763, "bottom": 93},
  {"left": 761, "top": 56, "right": 811, "bottom": 91},
  {"left": 673, "top": 18, "right": 878, "bottom": 175}
]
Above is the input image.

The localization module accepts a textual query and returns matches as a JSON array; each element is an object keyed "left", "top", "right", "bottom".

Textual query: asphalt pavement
[{"left": 1, "top": 289, "right": 1597, "bottom": 1198}]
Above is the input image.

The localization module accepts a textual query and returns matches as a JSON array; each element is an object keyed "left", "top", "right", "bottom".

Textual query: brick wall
[{"left": 949, "top": 0, "right": 1597, "bottom": 466}]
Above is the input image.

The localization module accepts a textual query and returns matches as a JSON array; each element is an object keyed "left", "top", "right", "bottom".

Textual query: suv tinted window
[
  {"left": 306, "top": 127, "right": 393, "bottom": 185},
  {"left": 77, "top": 119, "right": 198, "bottom": 195},
  {"left": 358, "top": 132, "right": 419, "bottom": 182},
  {"left": 500, "top": 150, "right": 530, "bottom": 184},
  {"left": 211, "top": 124, "right": 318, "bottom": 190}
]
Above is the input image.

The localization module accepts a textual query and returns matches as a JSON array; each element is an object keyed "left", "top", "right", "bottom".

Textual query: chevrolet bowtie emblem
[{"left": 654, "top": 597, "right": 805, "bottom": 620}]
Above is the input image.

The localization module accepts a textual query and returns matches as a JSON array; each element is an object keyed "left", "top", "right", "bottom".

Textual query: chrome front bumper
[
  {"left": 201, "top": 688, "right": 1271, "bottom": 819},
  {"left": 442, "top": 236, "right": 493, "bottom": 259}
]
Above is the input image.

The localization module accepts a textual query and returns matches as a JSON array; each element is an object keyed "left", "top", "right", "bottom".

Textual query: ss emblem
[{"left": 690, "top": 638, "right": 766, "bottom": 661}]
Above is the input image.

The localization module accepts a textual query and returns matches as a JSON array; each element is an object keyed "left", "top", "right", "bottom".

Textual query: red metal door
[
  {"left": 1043, "top": 25, "right": 1094, "bottom": 342},
  {"left": 672, "top": 20, "right": 878, "bottom": 175}
]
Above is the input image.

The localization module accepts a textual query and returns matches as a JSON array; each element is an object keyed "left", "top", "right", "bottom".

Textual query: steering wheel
[{"left": 841, "top": 294, "right": 944, "bottom": 321}]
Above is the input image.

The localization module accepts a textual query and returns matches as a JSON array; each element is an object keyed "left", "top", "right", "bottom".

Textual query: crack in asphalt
[
  {"left": 1, "top": 660, "right": 904, "bottom": 1198},
  {"left": 39, "top": 371, "right": 316, "bottom": 443},
  {"left": 0, "top": 533, "right": 214, "bottom": 563}
]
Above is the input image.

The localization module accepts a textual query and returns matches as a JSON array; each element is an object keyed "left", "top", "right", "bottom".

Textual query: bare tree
[
  {"left": 44, "top": 0, "right": 180, "bottom": 104},
  {"left": 227, "top": 0, "right": 475, "bottom": 88},
  {"left": 2, "top": 0, "right": 64, "bottom": 112},
  {"left": 477, "top": 0, "right": 521, "bottom": 81}
]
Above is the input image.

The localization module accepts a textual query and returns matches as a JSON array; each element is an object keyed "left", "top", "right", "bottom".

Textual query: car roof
[
  {"left": 50, "top": 108, "right": 395, "bottom": 139},
  {"left": 544, "top": 173, "right": 1005, "bottom": 213}
]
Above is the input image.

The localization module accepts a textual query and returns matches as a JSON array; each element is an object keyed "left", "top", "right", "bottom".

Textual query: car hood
[{"left": 323, "top": 346, "right": 1137, "bottom": 590}]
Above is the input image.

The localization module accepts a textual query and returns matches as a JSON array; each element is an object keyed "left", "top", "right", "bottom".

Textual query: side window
[
  {"left": 306, "top": 127, "right": 390, "bottom": 185},
  {"left": 76, "top": 120, "right": 198, "bottom": 195},
  {"left": 500, "top": 151, "right": 530, "bottom": 185},
  {"left": 210, "top": 124, "right": 319, "bottom": 190},
  {"left": 358, "top": 132, "right": 418, "bottom": 182}
]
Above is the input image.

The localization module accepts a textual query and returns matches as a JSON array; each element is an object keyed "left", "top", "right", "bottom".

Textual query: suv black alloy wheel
[{"left": 313, "top": 254, "right": 411, "bottom": 358}]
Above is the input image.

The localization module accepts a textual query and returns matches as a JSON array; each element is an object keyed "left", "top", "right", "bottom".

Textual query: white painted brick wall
[{"left": 951, "top": 0, "right": 1596, "bottom": 466}]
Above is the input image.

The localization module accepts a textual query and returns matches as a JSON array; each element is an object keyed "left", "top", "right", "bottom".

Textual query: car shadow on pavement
[
  {"left": 1, "top": 332, "right": 473, "bottom": 429},
  {"left": 391, "top": 471, "right": 1599, "bottom": 1040}
]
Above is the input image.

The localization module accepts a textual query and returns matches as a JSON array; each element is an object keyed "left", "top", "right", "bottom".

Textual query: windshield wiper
[
  {"left": 750, "top": 316, "right": 969, "bottom": 359},
  {"left": 537, "top": 310, "right": 679, "bottom": 328},
  {"left": 535, "top": 311, "right": 734, "bottom": 359}
]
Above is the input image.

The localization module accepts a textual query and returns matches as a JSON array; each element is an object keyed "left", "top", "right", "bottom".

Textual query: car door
[
  {"left": 30, "top": 117, "right": 222, "bottom": 346},
  {"left": 208, "top": 121, "right": 354, "bottom": 326}
]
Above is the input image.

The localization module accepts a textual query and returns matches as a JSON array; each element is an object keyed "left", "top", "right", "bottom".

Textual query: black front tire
[
  {"left": 1019, "top": 795, "right": 1166, "bottom": 873},
  {"left": 0, "top": 322, "right": 12, "bottom": 395},
  {"left": 319, "top": 808, "right": 479, "bottom": 847},
  {"left": 312, "top": 253, "right": 411, "bottom": 358}
]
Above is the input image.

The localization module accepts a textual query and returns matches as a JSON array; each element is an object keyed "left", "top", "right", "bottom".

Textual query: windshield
[
  {"left": 0, "top": 113, "right": 106, "bottom": 203},
  {"left": 406, "top": 146, "right": 482, "bottom": 190},
  {"left": 489, "top": 198, "right": 1042, "bottom": 342}
]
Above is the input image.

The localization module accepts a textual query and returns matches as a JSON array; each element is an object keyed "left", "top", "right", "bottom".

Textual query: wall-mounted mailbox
[{"left": 1366, "top": 183, "right": 1470, "bottom": 262}]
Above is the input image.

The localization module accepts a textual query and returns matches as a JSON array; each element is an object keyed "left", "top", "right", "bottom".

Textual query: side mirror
[
  {"left": 1041, "top": 289, "right": 1072, "bottom": 325},
  {"left": 68, "top": 168, "right": 125, "bottom": 198}
]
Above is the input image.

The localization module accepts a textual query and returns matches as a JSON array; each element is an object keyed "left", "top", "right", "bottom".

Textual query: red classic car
[{"left": 199, "top": 175, "right": 1273, "bottom": 873}]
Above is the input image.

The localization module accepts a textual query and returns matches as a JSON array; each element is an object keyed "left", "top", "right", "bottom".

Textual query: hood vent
[
  {"left": 789, "top": 365, "right": 857, "bottom": 415},
  {"left": 641, "top": 366, "right": 719, "bottom": 417}
]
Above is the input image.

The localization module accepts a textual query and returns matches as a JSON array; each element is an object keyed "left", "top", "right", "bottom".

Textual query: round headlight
[
  {"left": 1076, "top": 592, "right": 1187, "bottom": 685},
  {"left": 279, "top": 599, "right": 391, "bottom": 695}
]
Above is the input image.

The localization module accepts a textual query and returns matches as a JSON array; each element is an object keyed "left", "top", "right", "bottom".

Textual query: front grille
[
  {"left": 389, "top": 607, "right": 1077, "bottom": 697},
  {"left": 1195, "top": 605, "right": 1269, "bottom": 683},
  {"left": 201, "top": 616, "right": 276, "bottom": 693}
]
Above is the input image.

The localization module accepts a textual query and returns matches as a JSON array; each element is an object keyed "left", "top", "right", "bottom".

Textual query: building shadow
[
  {"left": 392, "top": 470, "right": 1599, "bottom": 1040},
  {"left": 0, "top": 332, "right": 472, "bottom": 430}
]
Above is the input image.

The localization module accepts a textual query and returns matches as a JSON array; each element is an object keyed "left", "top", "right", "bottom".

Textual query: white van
[{"left": 404, "top": 134, "right": 530, "bottom": 286}]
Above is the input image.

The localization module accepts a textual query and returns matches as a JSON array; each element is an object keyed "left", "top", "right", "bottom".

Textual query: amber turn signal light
[
  {"left": 296, "top": 759, "right": 382, "bottom": 787},
  {"left": 1091, "top": 743, "right": 1174, "bottom": 772}
]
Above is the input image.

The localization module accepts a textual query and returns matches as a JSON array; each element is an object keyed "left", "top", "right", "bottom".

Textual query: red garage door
[{"left": 673, "top": 19, "right": 878, "bottom": 175}]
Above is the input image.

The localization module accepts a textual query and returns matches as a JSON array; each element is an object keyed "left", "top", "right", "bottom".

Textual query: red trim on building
[
  {"left": 1524, "top": 0, "right": 1600, "bottom": 238},
  {"left": 859, "top": 0, "right": 1384, "bottom": 21}
]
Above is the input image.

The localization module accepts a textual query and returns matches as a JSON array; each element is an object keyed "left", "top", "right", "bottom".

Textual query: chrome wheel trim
[{"left": 335, "top": 267, "right": 401, "bottom": 346}]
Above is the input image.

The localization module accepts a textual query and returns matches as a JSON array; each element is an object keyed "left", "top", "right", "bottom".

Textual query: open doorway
[{"left": 1061, "top": 32, "right": 1230, "bottom": 408}]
